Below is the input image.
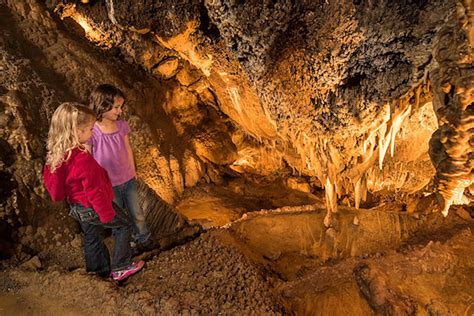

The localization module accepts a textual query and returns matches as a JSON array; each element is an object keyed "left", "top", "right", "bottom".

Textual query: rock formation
[
  {"left": 0, "top": 0, "right": 472, "bottom": 253},
  {"left": 428, "top": 0, "right": 474, "bottom": 215},
  {"left": 1, "top": 1, "right": 474, "bottom": 314}
]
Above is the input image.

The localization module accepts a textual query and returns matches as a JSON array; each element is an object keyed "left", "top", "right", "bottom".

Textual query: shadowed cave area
[{"left": 0, "top": 0, "right": 473, "bottom": 314}]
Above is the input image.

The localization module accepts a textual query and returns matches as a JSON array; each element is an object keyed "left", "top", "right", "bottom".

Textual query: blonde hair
[{"left": 46, "top": 102, "right": 95, "bottom": 172}]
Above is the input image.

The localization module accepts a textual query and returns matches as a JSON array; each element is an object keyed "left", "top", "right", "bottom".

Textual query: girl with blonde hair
[{"left": 43, "top": 102, "right": 144, "bottom": 281}]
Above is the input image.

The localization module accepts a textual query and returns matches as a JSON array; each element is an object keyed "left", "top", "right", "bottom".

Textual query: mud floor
[
  {"left": 0, "top": 230, "right": 284, "bottom": 315},
  {"left": 1, "top": 185, "right": 473, "bottom": 315}
]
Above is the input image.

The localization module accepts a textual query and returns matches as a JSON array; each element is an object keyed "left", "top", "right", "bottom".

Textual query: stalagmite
[{"left": 105, "top": 0, "right": 117, "bottom": 24}]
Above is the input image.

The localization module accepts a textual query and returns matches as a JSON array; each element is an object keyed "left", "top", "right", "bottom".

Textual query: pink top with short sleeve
[{"left": 88, "top": 120, "right": 136, "bottom": 186}]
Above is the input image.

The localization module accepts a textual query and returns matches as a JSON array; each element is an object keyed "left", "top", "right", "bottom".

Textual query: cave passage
[{"left": 0, "top": 0, "right": 473, "bottom": 315}]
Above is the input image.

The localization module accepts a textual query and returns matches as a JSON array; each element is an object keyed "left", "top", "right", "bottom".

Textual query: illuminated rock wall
[
  {"left": 52, "top": 0, "right": 469, "bottom": 214},
  {"left": 0, "top": 0, "right": 472, "bottom": 250}
]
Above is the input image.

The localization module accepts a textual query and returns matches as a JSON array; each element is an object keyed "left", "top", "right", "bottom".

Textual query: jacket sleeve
[
  {"left": 76, "top": 154, "right": 116, "bottom": 223},
  {"left": 43, "top": 164, "right": 66, "bottom": 202}
]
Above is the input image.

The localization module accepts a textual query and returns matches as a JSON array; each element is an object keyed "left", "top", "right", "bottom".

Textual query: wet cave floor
[{"left": 1, "top": 182, "right": 474, "bottom": 315}]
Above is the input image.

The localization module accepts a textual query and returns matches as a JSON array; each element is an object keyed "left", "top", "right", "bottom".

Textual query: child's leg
[
  {"left": 112, "top": 183, "right": 126, "bottom": 209},
  {"left": 123, "top": 178, "right": 151, "bottom": 244},
  {"left": 113, "top": 182, "right": 139, "bottom": 243},
  {"left": 81, "top": 222, "right": 110, "bottom": 276},
  {"left": 70, "top": 204, "right": 110, "bottom": 276},
  {"left": 102, "top": 203, "right": 133, "bottom": 271}
]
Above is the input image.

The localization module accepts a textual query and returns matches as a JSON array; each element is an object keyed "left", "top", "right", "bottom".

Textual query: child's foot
[
  {"left": 111, "top": 260, "right": 145, "bottom": 282},
  {"left": 141, "top": 239, "right": 157, "bottom": 251},
  {"left": 131, "top": 239, "right": 157, "bottom": 256}
]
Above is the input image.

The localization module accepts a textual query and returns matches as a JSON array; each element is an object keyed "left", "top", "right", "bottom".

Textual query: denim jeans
[
  {"left": 69, "top": 203, "right": 132, "bottom": 274},
  {"left": 113, "top": 178, "right": 151, "bottom": 244}
]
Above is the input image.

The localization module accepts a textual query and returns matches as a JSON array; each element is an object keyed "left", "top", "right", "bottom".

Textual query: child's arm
[
  {"left": 124, "top": 134, "right": 136, "bottom": 172},
  {"left": 43, "top": 165, "right": 66, "bottom": 202},
  {"left": 77, "top": 155, "right": 116, "bottom": 223}
]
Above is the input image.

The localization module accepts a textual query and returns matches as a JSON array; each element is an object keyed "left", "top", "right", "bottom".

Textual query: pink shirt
[{"left": 88, "top": 120, "right": 136, "bottom": 186}]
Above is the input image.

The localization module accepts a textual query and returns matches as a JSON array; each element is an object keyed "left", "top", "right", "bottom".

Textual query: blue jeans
[
  {"left": 69, "top": 203, "right": 132, "bottom": 274},
  {"left": 113, "top": 178, "right": 151, "bottom": 244}
]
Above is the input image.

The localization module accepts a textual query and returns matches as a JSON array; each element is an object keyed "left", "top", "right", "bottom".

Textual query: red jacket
[{"left": 43, "top": 147, "right": 116, "bottom": 223}]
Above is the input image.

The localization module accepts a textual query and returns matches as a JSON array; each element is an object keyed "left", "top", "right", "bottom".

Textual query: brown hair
[
  {"left": 46, "top": 102, "right": 95, "bottom": 172},
  {"left": 88, "top": 84, "right": 125, "bottom": 121}
]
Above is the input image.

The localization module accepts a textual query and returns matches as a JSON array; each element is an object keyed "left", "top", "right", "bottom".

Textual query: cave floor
[
  {"left": 1, "top": 184, "right": 473, "bottom": 315},
  {"left": 175, "top": 179, "right": 324, "bottom": 228}
]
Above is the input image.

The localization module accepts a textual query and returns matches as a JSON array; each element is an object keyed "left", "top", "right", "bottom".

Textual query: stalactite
[
  {"left": 325, "top": 186, "right": 337, "bottom": 217},
  {"left": 354, "top": 177, "right": 362, "bottom": 209},
  {"left": 283, "top": 79, "right": 431, "bottom": 220}
]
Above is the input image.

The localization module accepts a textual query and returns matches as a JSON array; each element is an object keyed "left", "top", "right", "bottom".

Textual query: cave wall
[
  {"left": 52, "top": 0, "right": 471, "bottom": 212},
  {"left": 0, "top": 0, "right": 473, "bottom": 254},
  {"left": 0, "top": 0, "right": 222, "bottom": 253}
]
